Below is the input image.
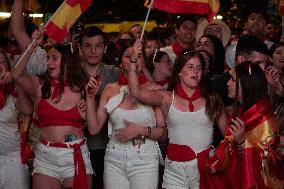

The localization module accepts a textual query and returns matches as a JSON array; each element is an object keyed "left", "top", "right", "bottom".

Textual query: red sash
[{"left": 167, "top": 143, "right": 227, "bottom": 189}]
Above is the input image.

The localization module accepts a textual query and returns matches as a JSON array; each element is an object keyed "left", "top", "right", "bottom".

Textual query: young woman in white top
[
  {"left": 127, "top": 40, "right": 227, "bottom": 189},
  {"left": 85, "top": 40, "right": 166, "bottom": 189}
]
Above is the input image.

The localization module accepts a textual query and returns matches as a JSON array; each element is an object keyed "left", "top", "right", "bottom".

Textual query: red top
[{"left": 37, "top": 99, "right": 83, "bottom": 128}]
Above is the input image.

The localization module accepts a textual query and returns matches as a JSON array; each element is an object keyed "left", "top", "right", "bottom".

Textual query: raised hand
[
  {"left": 131, "top": 39, "right": 143, "bottom": 62},
  {"left": 85, "top": 74, "right": 102, "bottom": 97},
  {"left": 229, "top": 117, "right": 245, "bottom": 145},
  {"left": 0, "top": 65, "right": 12, "bottom": 85},
  {"left": 31, "top": 26, "right": 45, "bottom": 48},
  {"left": 265, "top": 66, "right": 280, "bottom": 87}
]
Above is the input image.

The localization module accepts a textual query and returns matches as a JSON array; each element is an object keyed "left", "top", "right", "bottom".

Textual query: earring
[{"left": 178, "top": 73, "right": 182, "bottom": 76}]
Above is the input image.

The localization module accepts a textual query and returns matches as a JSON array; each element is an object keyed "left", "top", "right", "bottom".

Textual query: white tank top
[
  {"left": 166, "top": 91, "right": 213, "bottom": 153},
  {"left": 0, "top": 96, "right": 21, "bottom": 156},
  {"left": 105, "top": 86, "right": 156, "bottom": 142}
]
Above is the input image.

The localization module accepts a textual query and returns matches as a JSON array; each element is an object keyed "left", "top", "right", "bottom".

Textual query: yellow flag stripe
[
  {"left": 245, "top": 118, "right": 278, "bottom": 149},
  {"left": 51, "top": 3, "right": 82, "bottom": 30}
]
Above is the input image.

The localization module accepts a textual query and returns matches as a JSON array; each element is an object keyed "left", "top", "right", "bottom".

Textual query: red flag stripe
[
  {"left": 153, "top": 0, "right": 218, "bottom": 21},
  {"left": 66, "top": 0, "right": 92, "bottom": 11},
  {"left": 240, "top": 99, "right": 274, "bottom": 131},
  {"left": 45, "top": 21, "right": 68, "bottom": 43}
]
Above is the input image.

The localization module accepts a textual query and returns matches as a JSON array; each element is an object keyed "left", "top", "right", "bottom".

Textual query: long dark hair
[
  {"left": 235, "top": 62, "right": 268, "bottom": 112},
  {"left": 199, "top": 34, "right": 225, "bottom": 75},
  {"left": 41, "top": 43, "right": 88, "bottom": 99},
  {"left": 168, "top": 50, "right": 224, "bottom": 121}
]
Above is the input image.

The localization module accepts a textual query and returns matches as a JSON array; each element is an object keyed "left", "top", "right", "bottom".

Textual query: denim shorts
[{"left": 33, "top": 139, "right": 93, "bottom": 182}]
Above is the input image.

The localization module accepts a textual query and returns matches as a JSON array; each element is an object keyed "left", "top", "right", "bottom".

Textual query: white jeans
[
  {"left": 104, "top": 139, "right": 159, "bottom": 189},
  {"left": 162, "top": 157, "right": 200, "bottom": 189},
  {"left": 0, "top": 151, "right": 30, "bottom": 189}
]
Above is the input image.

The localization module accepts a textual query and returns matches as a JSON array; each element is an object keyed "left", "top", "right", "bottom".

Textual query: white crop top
[
  {"left": 104, "top": 86, "right": 156, "bottom": 140},
  {"left": 166, "top": 92, "right": 213, "bottom": 153}
]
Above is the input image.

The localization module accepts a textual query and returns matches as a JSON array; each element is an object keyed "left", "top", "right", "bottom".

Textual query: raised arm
[
  {"left": 86, "top": 76, "right": 108, "bottom": 135},
  {"left": 128, "top": 40, "right": 166, "bottom": 107},
  {"left": 10, "top": 0, "right": 31, "bottom": 51},
  {"left": 10, "top": 28, "right": 44, "bottom": 96}
]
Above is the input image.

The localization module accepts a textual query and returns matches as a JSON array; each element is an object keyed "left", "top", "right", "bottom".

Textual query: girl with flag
[
  {"left": 127, "top": 40, "right": 228, "bottom": 189},
  {"left": 7, "top": 29, "right": 94, "bottom": 189},
  {"left": 226, "top": 62, "right": 284, "bottom": 189},
  {"left": 85, "top": 39, "right": 165, "bottom": 189}
]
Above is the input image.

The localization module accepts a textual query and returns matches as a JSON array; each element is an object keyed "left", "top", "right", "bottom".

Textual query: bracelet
[
  {"left": 145, "top": 127, "right": 151, "bottom": 138},
  {"left": 237, "top": 139, "right": 245, "bottom": 145}
]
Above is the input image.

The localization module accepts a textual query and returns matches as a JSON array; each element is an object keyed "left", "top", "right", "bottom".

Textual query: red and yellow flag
[
  {"left": 45, "top": 0, "right": 92, "bottom": 43},
  {"left": 225, "top": 99, "right": 284, "bottom": 189},
  {"left": 240, "top": 99, "right": 284, "bottom": 189},
  {"left": 151, "top": 0, "right": 220, "bottom": 21}
]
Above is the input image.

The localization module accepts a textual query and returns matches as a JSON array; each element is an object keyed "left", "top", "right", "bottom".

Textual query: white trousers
[
  {"left": 0, "top": 151, "right": 30, "bottom": 189},
  {"left": 104, "top": 139, "right": 159, "bottom": 189}
]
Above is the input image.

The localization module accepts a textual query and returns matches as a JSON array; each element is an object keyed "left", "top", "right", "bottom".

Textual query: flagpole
[
  {"left": 15, "top": 0, "right": 67, "bottom": 68},
  {"left": 140, "top": 0, "right": 154, "bottom": 40}
]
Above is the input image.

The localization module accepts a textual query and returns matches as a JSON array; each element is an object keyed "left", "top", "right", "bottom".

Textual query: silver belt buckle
[{"left": 132, "top": 136, "right": 145, "bottom": 146}]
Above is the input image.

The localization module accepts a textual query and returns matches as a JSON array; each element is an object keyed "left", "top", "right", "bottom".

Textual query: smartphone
[
  {"left": 87, "top": 74, "right": 101, "bottom": 95},
  {"left": 64, "top": 134, "right": 77, "bottom": 143}
]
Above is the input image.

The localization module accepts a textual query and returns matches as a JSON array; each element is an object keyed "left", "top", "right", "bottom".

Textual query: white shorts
[
  {"left": 162, "top": 157, "right": 200, "bottom": 189},
  {"left": 33, "top": 139, "right": 93, "bottom": 182},
  {"left": 0, "top": 151, "right": 30, "bottom": 189}
]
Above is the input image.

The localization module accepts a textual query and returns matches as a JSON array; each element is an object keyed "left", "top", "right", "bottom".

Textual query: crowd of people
[{"left": 0, "top": 0, "right": 284, "bottom": 188}]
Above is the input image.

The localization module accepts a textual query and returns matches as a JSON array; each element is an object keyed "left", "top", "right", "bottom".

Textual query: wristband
[{"left": 145, "top": 127, "right": 151, "bottom": 138}]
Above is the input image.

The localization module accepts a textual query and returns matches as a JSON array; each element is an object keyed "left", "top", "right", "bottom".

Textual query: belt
[{"left": 39, "top": 138, "right": 86, "bottom": 148}]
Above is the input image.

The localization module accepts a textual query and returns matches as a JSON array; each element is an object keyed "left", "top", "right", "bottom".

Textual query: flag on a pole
[
  {"left": 151, "top": 0, "right": 220, "bottom": 21},
  {"left": 45, "top": 0, "right": 92, "bottom": 43}
]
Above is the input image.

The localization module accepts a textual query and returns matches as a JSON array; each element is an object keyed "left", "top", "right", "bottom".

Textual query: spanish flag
[
  {"left": 226, "top": 99, "right": 284, "bottom": 189},
  {"left": 150, "top": 0, "right": 220, "bottom": 21},
  {"left": 45, "top": 0, "right": 92, "bottom": 42}
]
